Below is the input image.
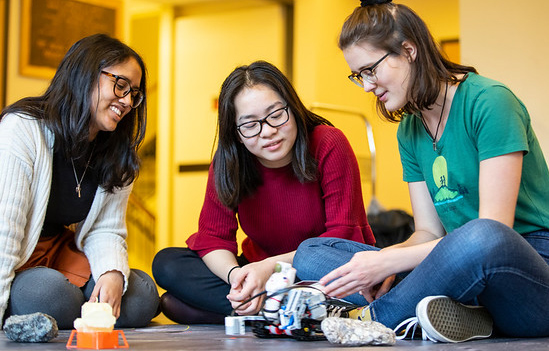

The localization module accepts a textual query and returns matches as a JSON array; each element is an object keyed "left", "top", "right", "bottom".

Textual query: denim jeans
[
  {"left": 7, "top": 268, "right": 160, "bottom": 329},
  {"left": 293, "top": 218, "right": 549, "bottom": 337}
]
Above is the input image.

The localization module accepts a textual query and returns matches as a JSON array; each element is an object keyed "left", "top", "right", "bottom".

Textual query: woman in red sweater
[{"left": 152, "top": 60, "right": 375, "bottom": 323}]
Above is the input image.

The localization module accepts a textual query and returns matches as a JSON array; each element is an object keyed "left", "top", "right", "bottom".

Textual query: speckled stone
[
  {"left": 3, "top": 313, "right": 58, "bottom": 343},
  {"left": 321, "top": 317, "right": 396, "bottom": 346}
]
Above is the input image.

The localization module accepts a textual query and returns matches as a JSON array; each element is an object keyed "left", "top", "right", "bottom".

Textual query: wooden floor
[{"left": 1, "top": 314, "right": 548, "bottom": 350}]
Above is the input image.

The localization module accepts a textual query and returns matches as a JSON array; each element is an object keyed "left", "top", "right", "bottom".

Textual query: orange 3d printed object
[
  {"left": 66, "top": 302, "right": 128, "bottom": 349},
  {"left": 66, "top": 330, "right": 128, "bottom": 349}
]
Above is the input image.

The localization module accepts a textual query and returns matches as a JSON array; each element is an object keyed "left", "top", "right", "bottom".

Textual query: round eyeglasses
[
  {"left": 237, "top": 106, "right": 290, "bottom": 138},
  {"left": 101, "top": 71, "right": 144, "bottom": 108},
  {"left": 348, "top": 52, "right": 390, "bottom": 87}
]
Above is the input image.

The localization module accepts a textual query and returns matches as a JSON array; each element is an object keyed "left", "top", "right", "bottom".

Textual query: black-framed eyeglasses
[
  {"left": 236, "top": 106, "right": 290, "bottom": 138},
  {"left": 101, "top": 71, "right": 144, "bottom": 108},
  {"left": 348, "top": 52, "right": 391, "bottom": 87}
]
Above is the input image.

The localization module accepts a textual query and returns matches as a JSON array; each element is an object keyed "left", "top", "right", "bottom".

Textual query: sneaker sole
[{"left": 417, "top": 296, "right": 493, "bottom": 343}]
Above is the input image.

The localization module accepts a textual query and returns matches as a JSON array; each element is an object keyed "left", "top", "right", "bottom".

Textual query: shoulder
[
  {"left": 309, "top": 125, "right": 347, "bottom": 149},
  {"left": 309, "top": 125, "right": 356, "bottom": 162},
  {"left": 1, "top": 112, "right": 40, "bottom": 131},
  {"left": 458, "top": 73, "right": 521, "bottom": 104},
  {"left": 0, "top": 113, "right": 52, "bottom": 154},
  {"left": 457, "top": 73, "right": 529, "bottom": 122}
]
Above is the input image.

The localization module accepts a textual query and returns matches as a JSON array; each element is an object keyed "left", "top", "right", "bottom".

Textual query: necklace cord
[
  {"left": 71, "top": 143, "right": 96, "bottom": 198},
  {"left": 421, "top": 81, "right": 449, "bottom": 151}
]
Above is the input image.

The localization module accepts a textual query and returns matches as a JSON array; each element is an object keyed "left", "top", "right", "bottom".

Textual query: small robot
[{"left": 225, "top": 262, "right": 358, "bottom": 341}]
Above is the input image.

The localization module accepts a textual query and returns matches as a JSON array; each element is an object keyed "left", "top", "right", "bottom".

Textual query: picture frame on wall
[{"left": 20, "top": 0, "right": 123, "bottom": 79}]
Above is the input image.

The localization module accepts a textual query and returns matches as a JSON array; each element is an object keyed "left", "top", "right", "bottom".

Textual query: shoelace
[
  {"left": 393, "top": 317, "right": 438, "bottom": 342},
  {"left": 355, "top": 306, "right": 370, "bottom": 320},
  {"left": 327, "top": 306, "right": 346, "bottom": 318}
]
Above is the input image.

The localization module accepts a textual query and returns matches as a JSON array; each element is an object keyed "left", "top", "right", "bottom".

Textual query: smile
[
  {"left": 376, "top": 91, "right": 388, "bottom": 102},
  {"left": 263, "top": 140, "right": 282, "bottom": 149},
  {"left": 110, "top": 106, "right": 122, "bottom": 116}
]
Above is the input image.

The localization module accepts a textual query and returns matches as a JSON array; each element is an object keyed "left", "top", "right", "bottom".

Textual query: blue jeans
[
  {"left": 293, "top": 218, "right": 549, "bottom": 337},
  {"left": 7, "top": 268, "right": 160, "bottom": 329}
]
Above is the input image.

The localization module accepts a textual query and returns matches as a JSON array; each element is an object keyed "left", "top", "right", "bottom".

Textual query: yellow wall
[
  {"left": 170, "top": 3, "right": 288, "bottom": 247},
  {"left": 460, "top": 0, "right": 549, "bottom": 157}
]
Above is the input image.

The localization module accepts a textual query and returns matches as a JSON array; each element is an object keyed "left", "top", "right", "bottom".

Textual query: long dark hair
[
  {"left": 0, "top": 33, "right": 147, "bottom": 192},
  {"left": 214, "top": 60, "right": 332, "bottom": 209},
  {"left": 339, "top": 2, "right": 477, "bottom": 122}
]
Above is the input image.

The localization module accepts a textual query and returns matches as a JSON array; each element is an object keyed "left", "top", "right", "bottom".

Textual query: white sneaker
[{"left": 395, "top": 295, "right": 493, "bottom": 343}]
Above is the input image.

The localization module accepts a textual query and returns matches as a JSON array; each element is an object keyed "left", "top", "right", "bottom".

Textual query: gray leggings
[{"left": 6, "top": 267, "right": 159, "bottom": 329}]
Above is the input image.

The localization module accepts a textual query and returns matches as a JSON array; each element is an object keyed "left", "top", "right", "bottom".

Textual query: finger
[
  {"left": 234, "top": 301, "right": 252, "bottom": 312},
  {"left": 375, "top": 278, "right": 394, "bottom": 299},
  {"left": 361, "top": 289, "right": 375, "bottom": 304},
  {"left": 318, "top": 266, "right": 349, "bottom": 286},
  {"left": 89, "top": 286, "right": 101, "bottom": 303},
  {"left": 98, "top": 289, "right": 110, "bottom": 304},
  {"left": 231, "top": 271, "right": 246, "bottom": 288},
  {"left": 329, "top": 284, "right": 363, "bottom": 299},
  {"left": 323, "top": 274, "right": 359, "bottom": 296},
  {"left": 236, "top": 300, "right": 259, "bottom": 315},
  {"left": 227, "top": 289, "right": 249, "bottom": 302},
  {"left": 112, "top": 300, "right": 121, "bottom": 319}
]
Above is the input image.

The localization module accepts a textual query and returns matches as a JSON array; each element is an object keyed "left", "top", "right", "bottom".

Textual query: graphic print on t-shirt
[{"left": 432, "top": 156, "right": 463, "bottom": 207}]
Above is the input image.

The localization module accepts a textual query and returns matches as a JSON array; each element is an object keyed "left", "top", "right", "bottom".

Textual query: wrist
[{"left": 227, "top": 265, "right": 240, "bottom": 285}]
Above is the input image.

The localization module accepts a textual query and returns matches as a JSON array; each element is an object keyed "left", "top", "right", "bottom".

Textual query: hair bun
[{"left": 360, "top": 0, "right": 392, "bottom": 6}]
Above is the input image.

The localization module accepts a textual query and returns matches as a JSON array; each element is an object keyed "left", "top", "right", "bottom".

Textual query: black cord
[{"left": 230, "top": 290, "right": 268, "bottom": 316}]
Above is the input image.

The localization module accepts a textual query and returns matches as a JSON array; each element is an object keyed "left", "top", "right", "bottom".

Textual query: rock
[
  {"left": 3, "top": 313, "right": 58, "bottom": 343},
  {"left": 321, "top": 317, "right": 396, "bottom": 346}
]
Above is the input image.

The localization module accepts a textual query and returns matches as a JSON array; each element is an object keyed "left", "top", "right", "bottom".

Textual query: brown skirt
[{"left": 16, "top": 227, "right": 91, "bottom": 287}]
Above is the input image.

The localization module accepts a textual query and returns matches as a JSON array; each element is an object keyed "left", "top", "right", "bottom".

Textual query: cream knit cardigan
[{"left": 0, "top": 113, "right": 131, "bottom": 321}]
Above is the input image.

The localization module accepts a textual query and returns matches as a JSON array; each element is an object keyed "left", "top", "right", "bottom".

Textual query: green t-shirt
[{"left": 398, "top": 73, "right": 549, "bottom": 234}]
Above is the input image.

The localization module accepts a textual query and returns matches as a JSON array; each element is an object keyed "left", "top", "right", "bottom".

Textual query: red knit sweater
[{"left": 186, "top": 125, "right": 375, "bottom": 262}]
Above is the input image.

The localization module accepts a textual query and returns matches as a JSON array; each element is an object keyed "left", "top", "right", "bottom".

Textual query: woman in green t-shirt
[{"left": 294, "top": 0, "right": 549, "bottom": 343}]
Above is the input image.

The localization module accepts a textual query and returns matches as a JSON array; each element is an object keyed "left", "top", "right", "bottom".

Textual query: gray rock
[
  {"left": 3, "top": 313, "right": 58, "bottom": 343},
  {"left": 321, "top": 317, "right": 396, "bottom": 346}
]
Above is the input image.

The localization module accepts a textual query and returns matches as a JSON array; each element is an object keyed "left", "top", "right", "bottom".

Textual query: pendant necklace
[
  {"left": 421, "top": 81, "right": 449, "bottom": 151},
  {"left": 71, "top": 143, "right": 95, "bottom": 198}
]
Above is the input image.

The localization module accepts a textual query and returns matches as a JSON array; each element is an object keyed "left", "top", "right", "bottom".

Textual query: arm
[
  {"left": 0, "top": 115, "right": 50, "bottom": 322},
  {"left": 0, "top": 153, "right": 33, "bottom": 322},
  {"left": 478, "top": 152, "right": 522, "bottom": 227},
  {"left": 79, "top": 185, "right": 133, "bottom": 318}
]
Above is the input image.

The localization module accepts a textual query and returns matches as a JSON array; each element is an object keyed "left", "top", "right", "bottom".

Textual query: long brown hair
[{"left": 339, "top": 2, "right": 477, "bottom": 122}]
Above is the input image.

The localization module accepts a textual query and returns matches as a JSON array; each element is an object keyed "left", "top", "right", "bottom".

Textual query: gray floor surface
[{"left": 1, "top": 319, "right": 548, "bottom": 351}]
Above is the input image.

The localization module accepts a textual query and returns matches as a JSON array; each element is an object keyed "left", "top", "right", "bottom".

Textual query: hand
[
  {"left": 89, "top": 270, "right": 124, "bottom": 318},
  {"left": 226, "top": 260, "right": 275, "bottom": 315},
  {"left": 318, "top": 250, "right": 392, "bottom": 301},
  {"left": 359, "top": 275, "right": 395, "bottom": 303}
]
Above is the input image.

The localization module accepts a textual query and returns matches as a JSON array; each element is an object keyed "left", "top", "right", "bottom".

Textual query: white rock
[{"left": 321, "top": 317, "right": 396, "bottom": 346}]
